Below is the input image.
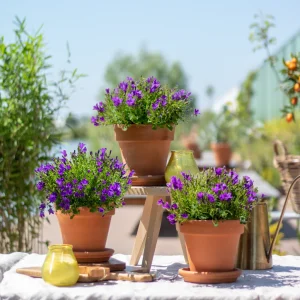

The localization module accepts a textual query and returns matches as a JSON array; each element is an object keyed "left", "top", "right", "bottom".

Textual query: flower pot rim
[
  {"left": 179, "top": 219, "right": 244, "bottom": 235},
  {"left": 114, "top": 124, "right": 175, "bottom": 130},
  {"left": 56, "top": 207, "right": 115, "bottom": 216}
]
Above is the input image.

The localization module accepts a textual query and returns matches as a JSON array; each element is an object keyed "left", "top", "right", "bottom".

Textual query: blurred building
[{"left": 251, "top": 30, "right": 300, "bottom": 121}]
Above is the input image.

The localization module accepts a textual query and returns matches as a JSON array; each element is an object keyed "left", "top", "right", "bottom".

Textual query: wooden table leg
[
  {"left": 130, "top": 194, "right": 160, "bottom": 266},
  {"left": 141, "top": 195, "right": 164, "bottom": 272},
  {"left": 176, "top": 223, "right": 188, "bottom": 263}
]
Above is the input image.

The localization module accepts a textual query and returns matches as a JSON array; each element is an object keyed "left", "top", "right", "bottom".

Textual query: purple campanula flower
[
  {"left": 56, "top": 178, "right": 64, "bottom": 186},
  {"left": 99, "top": 116, "right": 105, "bottom": 122},
  {"left": 133, "top": 90, "right": 142, "bottom": 99},
  {"left": 119, "top": 81, "right": 128, "bottom": 93},
  {"left": 49, "top": 193, "right": 57, "bottom": 203},
  {"left": 261, "top": 193, "right": 265, "bottom": 199},
  {"left": 172, "top": 89, "right": 191, "bottom": 101},
  {"left": 66, "top": 165, "right": 71, "bottom": 170},
  {"left": 207, "top": 193, "right": 215, "bottom": 203},
  {"left": 98, "top": 168, "right": 103, "bottom": 173},
  {"left": 39, "top": 210, "right": 45, "bottom": 218},
  {"left": 100, "top": 194, "right": 107, "bottom": 202},
  {"left": 113, "top": 160, "right": 123, "bottom": 170},
  {"left": 106, "top": 172, "right": 111, "bottom": 177},
  {"left": 128, "top": 170, "right": 135, "bottom": 177},
  {"left": 181, "top": 172, "right": 191, "bottom": 181},
  {"left": 169, "top": 219, "right": 176, "bottom": 225},
  {"left": 150, "top": 78, "right": 160, "bottom": 93},
  {"left": 105, "top": 88, "right": 110, "bottom": 94},
  {"left": 107, "top": 189, "right": 114, "bottom": 197},
  {"left": 181, "top": 213, "right": 188, "bottom": 219},
  {"left": 58, "top": 164, "right": 66, "bottom": 176},
  {"left": 157, "top": 199, "right": 164, "bottom": 206},
  {"left": 229, "top": 170, "right": 239, "bottom": 185},
  {"left": 247, "top": 190, "right": 257, "bottom": 202},
  {"left": 243, "top": 176, "right": 253, "bottom": 189},
  {"left": 39, "top": 203, "right": 46, "bottom": 210},
  {"left": 91, "top": 116, "right": 99, "bottom": 126},
  {"left": 100, "top": 148, "right": 106, "bottom": 160},
  {"left": 170, "top": 176, "right": 183, "bottom": 190},
  {"left": 73, "top": 179, "right": 78, "bottom": 184},
  {"left": 122, "top": 201, "right": 126, "bottom": 206},
  {"left": 126, "top": 93, "right": 136, "bottom": 106},
  {"left": 81, "top": 179, "right": 89, "bottom": 185},
  {"left": 111, "top": 182, "right": 122, "bottom": 196},
  {"left": 167, "top": 214, "right": 176, "bottom": 222},
  {"left": 77, "top": 184, "right": 83, "bottom": 190},
  {"left": 215, "top": 168, "right": 223, "bottom": 176},
  {"left": 219, "top": 192, "right": 232, "bottom": 201},
  {"left": 36, "top": 181, "right": 45, "bottom": 191},
  {"left": 127, "top": 76, "right": 133, "bottom": 81},
  {"left": 48, "top": 207, "right": 54, "bottom": 215},
  {"left": 163, "top": 202, "right": 171, "bottom": 209},
  {"left": 121, "top": 170, "right": 126, "bottom": 176},
  {"left": 93, "top": 102, "right": 105, "bottom": 112},
  {"left": 79, "top": 142, "right": 87, "bottom": 153},
  {"left": 160, "top": 95, "right": 167, "bottom": 106},
  {"left": 112, "top": 96, "right": 122, "bottom": 107},
  {"left": 61, "top": 150, "right": 67, "bottom": 157},
  {"left": 152, "top": 101, "right": 159, "bottom": 110},
  {"left": 197, "top": 192, "right": 204, "bottom": 200},
  {"left": 127, "top": 179, "right": 132, "bottom": 185},
  {"left": 194, "top": 109, "right": 200, "bottom": 116},
  {"left": 171, "top": 203, "right": 178, "bottom": 210}
]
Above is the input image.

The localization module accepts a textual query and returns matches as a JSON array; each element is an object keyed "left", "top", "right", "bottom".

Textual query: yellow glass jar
[
  {"left": 42, "top": 244, "right": 79, "bottom": 286},
  {"left": 165, "top": 150, "right": 200, "bottom": 183}
]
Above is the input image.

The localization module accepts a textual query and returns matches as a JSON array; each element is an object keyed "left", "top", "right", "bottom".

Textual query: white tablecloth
[{"left": 1, "top": 253, "right": 300, "bottom": 300}]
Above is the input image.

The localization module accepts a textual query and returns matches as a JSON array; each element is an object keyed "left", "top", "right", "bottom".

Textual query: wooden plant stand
[{"left": 127, "top": 186, "right": 188, "bottom": 272}]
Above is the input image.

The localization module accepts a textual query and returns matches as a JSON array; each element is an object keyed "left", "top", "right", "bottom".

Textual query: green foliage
[
  {"left": 104, "top": 48, "right": 196, "bottom": 108},
  {"left": 92, "top": 76, "right": 196, "bottom": 130},
  {"left": 160, "top": 168, "right": 260, "bottom": 225},
  {"left": 0, "top": 18, "right": 82, "bottom": 253},
  {"left": 63, "top": 114, "right": 90, "bottom": 140},
  {"left": 36, "top": 143, "right": 132, "bottom": 217}
]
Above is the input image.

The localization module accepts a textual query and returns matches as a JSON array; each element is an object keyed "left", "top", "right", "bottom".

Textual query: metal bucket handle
[{"left": 267, "top": 174, "right": 300, "bottom": 261}]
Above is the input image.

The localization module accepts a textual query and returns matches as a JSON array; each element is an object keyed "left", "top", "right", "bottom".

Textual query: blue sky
[{"left": 1, "top": 0, "right": 300, "bottom": 117}]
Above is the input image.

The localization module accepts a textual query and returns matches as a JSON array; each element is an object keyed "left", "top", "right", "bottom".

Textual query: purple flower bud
[
  {"left": 163, "top": 202, "right": 171, "bottom": 209},
  {"left": 99, "top": 207, "right": 104, "bottom": 213},
  {"left": 157, "top": 199, "right": 164, "bottom": 206},
  {"left": 194, "top": 109, "right": 200, "bottom": 116},
  {"left": 207, "top": 194, "right": 215, "bottom": 203},
  {"left": 105, "top": 88, "right": 110, "bottom": 94},
  {"left": 171, "top": 203, "right": 178, "bottom": 210},
  {"left": 197, "top": 192, "right": 204, "bottom": 200},
  {"left": 61, "top": 150, "right": 67, "bottom": 157},
  {"left": 181, "top": 172, "right": 191, "bottom": 181},
  {"left": 181, "top": 213, "right": 188, "bottom": 219},
  {"left": 36, "top": 181, "right": 45, "bottom": 191}
]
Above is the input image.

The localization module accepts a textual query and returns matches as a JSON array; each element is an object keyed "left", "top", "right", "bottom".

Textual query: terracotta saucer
[
  {"left": 132, "top": 175, "right": 166, "bottom": 186},
  {"left": 74, "top": 248, "right": 114, "bottom": 263},
  {"left": 178, "top": 267, "right": 242, "bottom": 284}
]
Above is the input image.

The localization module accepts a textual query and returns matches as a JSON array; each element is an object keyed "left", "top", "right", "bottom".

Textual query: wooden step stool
[{"left": 126, "top": 186, "right": 188, "bottom": 272}]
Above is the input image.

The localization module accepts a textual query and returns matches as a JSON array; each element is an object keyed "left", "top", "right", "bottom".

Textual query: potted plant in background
[
  {"left": 210, "top": 105, "right": 234, "bottom": 167},
  {"left": 158, "top": 167, "right": 260, "bottom": 283},
  {"left": 91, "top": 76, "right": 200, "bottom": 186},
  {"left": 35, "top": 142, "right": 134, "bottom": 263}
]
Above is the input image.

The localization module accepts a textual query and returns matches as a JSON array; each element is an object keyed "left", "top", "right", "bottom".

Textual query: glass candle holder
[
  {"left": 42, "top": 244, "right": 79, "bottom": 286},
  {"left": 165, "top": 150, "right": 200, "bottom": 183}
]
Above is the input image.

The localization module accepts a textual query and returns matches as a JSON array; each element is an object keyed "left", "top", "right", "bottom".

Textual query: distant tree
[
  {"left": 103, "top": 48, "right": 196, "bottom": 108},
  {"left": 205, "top": 85, "right": 215, "bottom": 100}
]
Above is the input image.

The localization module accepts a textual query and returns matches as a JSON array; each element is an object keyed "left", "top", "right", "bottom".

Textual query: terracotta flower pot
[
  {"left": 211, "top": 143, "right": 232, "bottom": 167},
  {"left": 179, "top": 220, "right": 244, "bottom": 272},
  {"left": 114, "top": 125, "right": 175, "bottom": 181},
  {"left": 56, "top": 208, "right": 114, "bottom": 252}
]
